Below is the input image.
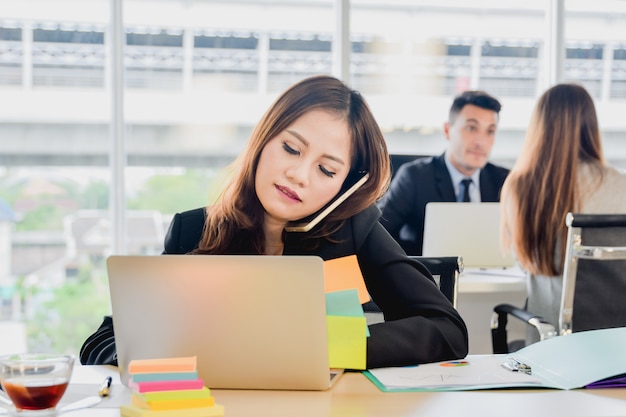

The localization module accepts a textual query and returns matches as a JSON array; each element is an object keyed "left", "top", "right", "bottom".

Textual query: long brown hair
[
  {"left": 501, "top": 83, "right": 605, "bottom": 276},
  {"left": 195, "top": 75, "right": 390, "bottom": 254}
]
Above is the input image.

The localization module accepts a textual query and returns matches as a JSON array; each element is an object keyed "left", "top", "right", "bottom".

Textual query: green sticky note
[
  {"left": 326, "top": 289, "right": 362, "bottom": 316},
  {"left": 327, "top": 315, "right": 367, "bottom": 370},
  {"left": 131, "top": 371, "right": 199, "bottom": 383},
  {"left": 326, "top": 289, "right": 369, "bottom": 336}
]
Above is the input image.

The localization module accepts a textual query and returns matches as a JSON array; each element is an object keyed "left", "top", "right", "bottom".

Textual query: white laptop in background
[
  {"left": 422, "top": 202, "right": 516, "bottom": 269},
  {"left": 107, "top": 254, "right": 343, "bottom": 390}
]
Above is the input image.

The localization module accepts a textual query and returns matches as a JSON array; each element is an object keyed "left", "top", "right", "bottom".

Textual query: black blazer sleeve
[
  {"left": 324, "top": 205, "right": 469, "bottom": 368},
  {"left": 364, "top": 224, "right": 468, "bottom": 368}
]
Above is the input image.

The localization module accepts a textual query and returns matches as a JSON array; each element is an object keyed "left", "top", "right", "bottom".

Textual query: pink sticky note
[{"left": 131, "top": 378, "right": 205, "bottom": 393}]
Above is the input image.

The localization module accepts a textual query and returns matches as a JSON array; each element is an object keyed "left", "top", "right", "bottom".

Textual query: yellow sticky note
[
  {"left": 326, "top": 289, "right": 369, "bottom": 336},
  {"left": 323, "top": 255, "right": 370, "bottom": 304},
  {"left": 327, "top": 315, "right": 367, "bottom": 370},
  {"left": 121, "top": 404, "right": 224, "bottom": 417},
  {"left": 132, "top": 395, "right": 215, "bottom": 411}
]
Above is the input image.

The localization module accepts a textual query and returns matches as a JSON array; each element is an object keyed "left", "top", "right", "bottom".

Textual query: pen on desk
[{"left": 99, "top": 376, "right": 113, "bottom": 397}]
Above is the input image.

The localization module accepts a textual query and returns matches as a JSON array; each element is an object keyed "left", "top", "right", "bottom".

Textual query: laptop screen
[
  {"left": 422, "top": 202, "right": 515, "bottom": 269},
  {"left": 107, "top": 255, "right": 339, "bottom": 390}
]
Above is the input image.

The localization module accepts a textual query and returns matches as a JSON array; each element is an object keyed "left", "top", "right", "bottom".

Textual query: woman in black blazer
[{"left": 80, "top": 75, "right": 468, "bottom": 369}]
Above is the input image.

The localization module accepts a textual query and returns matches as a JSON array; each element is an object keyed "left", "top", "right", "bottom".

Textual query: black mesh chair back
[{"left": 560, "top": 213, "right": 626, "bottom": 334}]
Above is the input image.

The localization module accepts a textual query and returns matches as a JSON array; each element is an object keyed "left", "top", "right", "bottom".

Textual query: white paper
[{"left": 368, "top": 355, "right": 543, "bottom": 391}]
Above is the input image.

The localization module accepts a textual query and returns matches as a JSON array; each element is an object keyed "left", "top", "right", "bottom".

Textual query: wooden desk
[{"left": 57, "top": 366, "right": 626, "bottom": 417}]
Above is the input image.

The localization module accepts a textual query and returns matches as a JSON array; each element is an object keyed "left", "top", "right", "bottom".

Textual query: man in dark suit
[{"left": 378, "top": 90, "right": 510, "bottom": 255}]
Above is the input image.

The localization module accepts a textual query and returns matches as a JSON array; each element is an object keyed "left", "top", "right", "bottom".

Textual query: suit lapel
[
  {"left": 479, "top": 166, "right": 498, "bottom": 201},
  {"left": 433, "top": 154, "right": 457, "bottom": 201}
]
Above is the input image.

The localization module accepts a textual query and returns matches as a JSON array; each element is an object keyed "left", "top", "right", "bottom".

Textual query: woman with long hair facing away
[
  {"left": 501, "top": 83, "right": 626, "bottom": 344},
  {"left": 80, "top": 75, "right": 468, "bottom": 369}
]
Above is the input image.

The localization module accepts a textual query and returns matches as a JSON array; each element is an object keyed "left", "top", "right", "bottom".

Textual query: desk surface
[
  {"left": 459, "top": 268, "right": 526, "bottom": 293},
  {"left": 33, "top": 365, "right": 626, "bottom": 417}
]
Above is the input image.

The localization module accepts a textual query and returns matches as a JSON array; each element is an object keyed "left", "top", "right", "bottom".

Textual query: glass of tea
[{"left": 0, "top": 353, "right": 75, "bottom": 416}]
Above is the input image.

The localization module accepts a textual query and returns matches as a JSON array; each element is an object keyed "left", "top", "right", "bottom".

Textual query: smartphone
[{"left": 285, "top": 170, "right": 369, "bottom": 233}]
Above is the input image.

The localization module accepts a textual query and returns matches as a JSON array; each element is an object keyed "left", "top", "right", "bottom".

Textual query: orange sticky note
[
  {"left": 323, "top": 255, "right": 370, "bottom": 304},
  {"left": 128, "top": 356, "right": 197, "bottom": 374}
]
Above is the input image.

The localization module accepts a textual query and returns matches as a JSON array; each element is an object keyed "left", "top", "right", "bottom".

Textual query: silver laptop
[
  {"left": 422, "top": 202, "right": 515, "bottom": 269},
  {"left": 107, "top": 255, "right": 343, "bottom": 390}
]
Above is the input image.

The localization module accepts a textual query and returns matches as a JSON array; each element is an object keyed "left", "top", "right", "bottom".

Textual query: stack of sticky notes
[
  {"left": 120, "top": 356, "right": 224, "bottom": 417},
  {"left": 324, "top": 255, "right": 369, "bottom": 370}
]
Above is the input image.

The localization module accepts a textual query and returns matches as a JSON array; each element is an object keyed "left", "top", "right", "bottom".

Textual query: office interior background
[{"left": 1, "top": 0, "right": 626, "bottom": 355}]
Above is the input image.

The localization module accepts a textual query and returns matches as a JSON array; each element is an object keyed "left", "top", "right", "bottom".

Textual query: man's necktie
[{"left": 460, "top": 178, "right": 472, "bottom": 203}]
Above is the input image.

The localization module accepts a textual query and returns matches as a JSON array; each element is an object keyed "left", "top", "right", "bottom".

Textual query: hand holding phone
[{"left": 285, "top": 171, "right": 369, "bottom": 233}]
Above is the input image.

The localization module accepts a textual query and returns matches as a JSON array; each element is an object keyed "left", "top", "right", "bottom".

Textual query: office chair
[
  {"left": 491, "top": 213, "right": 626, "bottom": 354},
  {"left": 389, "top": 154, "right": 426, "bottom": 181},
  {"left": 363, "top": 256, "right": 463, "bottom": 322}
]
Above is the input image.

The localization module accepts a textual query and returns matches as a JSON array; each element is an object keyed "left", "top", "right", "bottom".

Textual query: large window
[
  {"left": 1, "top": 0, "right": 626, "bottom": 357},
  {"left": 0, "top": 0, "right": 112, "bottom": 355},
  {"left": 564, "top": 0, "right": 626, "bottom": 169}
]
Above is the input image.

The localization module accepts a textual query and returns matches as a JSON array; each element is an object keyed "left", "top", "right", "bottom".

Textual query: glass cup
[{"left": 0, "top": 353, "right": 75, "bottom": 416}]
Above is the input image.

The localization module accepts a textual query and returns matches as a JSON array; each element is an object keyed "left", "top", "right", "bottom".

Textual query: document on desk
[
  {"left": 462, "top": 265, "right": 526, "bottom": 278},
  {"left": 365, "top": 327, "right": 626, "bottom": 391},
  {"left": 365, "top": 356, "right": 543, "bottom": 391}
]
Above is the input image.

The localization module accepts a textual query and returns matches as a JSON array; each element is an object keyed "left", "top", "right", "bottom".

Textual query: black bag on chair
[{"left": 79, "top": 315, "right": 118, "bottom": 366}]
